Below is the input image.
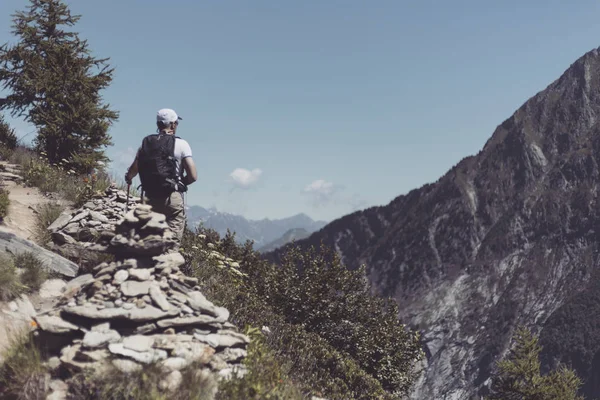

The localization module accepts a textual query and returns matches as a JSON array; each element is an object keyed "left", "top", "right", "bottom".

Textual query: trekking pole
[{"left": 125, "top": 183, "right": 131, "bottom": 213}]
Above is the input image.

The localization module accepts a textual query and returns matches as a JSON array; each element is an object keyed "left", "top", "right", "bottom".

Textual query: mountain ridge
[
  {"left": 257, "top": 227, "right": 311, "bottom": 253},
  {"left": 264, "top": 46, "right": 600, "bottom": 399},
  {"left": 186, "top": 205, "right": 327, "bottom": 248}
]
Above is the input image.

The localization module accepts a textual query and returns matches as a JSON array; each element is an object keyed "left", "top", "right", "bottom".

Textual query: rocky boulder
[{"left": 0, "top": 226, "right": 78, "bottom": 277}]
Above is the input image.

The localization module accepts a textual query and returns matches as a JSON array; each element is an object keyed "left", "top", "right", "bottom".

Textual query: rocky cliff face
[{"left": 265, "top": 47, "right": 600, "bottom": 399}]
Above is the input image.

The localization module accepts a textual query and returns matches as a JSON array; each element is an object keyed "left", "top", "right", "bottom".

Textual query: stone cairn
[
  {"left": 34, "top": 202, "right": 250, "bottom": 398},
  {"left": 47, "top": 184, "right": 141, "bottom": 255}
]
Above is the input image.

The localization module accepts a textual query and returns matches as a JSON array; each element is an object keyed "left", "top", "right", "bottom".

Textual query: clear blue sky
[{"left": 0, "top": 0, "right": 599, "bottom": 221}]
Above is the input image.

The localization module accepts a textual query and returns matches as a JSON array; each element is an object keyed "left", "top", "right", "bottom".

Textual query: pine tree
[
  {"left": 487, "top": 326, "right": 583, "bottom": 400},
  {"left": 0, "top": 0, "right": 118, "bottom": 173}
]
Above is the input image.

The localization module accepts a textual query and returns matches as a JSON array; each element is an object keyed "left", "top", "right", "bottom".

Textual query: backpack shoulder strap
[{"left": 140, "top": 133, "right": 159, "bottom": 149}]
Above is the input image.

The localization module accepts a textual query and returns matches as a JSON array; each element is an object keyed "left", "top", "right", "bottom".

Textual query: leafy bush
[
  {"left": 0, "top": 187, "right": 10, "bottom": 220},
  {"left": 17, "top": 149, "right": 116, "bottom": 207},
  {"left": 22, "top": 153, "right": 78, "bottom": 196},
  {"left": 181, "top": 229, "right": 424, "bottom": 399},
  {"left": 0, "top": 253, "right": 25, "bottom": 301},
  {"left": 0, "top": 114, "right": 17, "bottom": 150},
  {"left": 262, "top": 244, "right": 423, "bottom": 395},
  {"left": 14, "top": 252, "right": 47, "bottom": 292},
  {"left": 266, "top": 317, "right": 392, "bottom": 400},
  {"left": 75, "top": 170, "right": 114, "bottom": 207},
  {"left": 0, "top": 331, "right": 48, "bottom": 400},
  {"left": 210, "top": 231, "right": 423, "bottom": 395}
]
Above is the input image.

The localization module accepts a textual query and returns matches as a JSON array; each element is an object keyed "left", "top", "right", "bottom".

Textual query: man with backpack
[{"left": 124, "top": 108, "right": 197, "bottom": 249}]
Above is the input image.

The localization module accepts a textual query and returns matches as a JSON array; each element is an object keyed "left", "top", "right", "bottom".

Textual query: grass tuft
[
  {"left": 67, "top": 362, "right": 219, "bottom": 400},
  {"left": 34, "top": 202, "right": 66, "bottom": 246},
  {"left": 0, "top": 330, "right": 49, "bottom": 400},
  {"left": 14, "top": 252, "right": 47, "bottom": 292},
  {"left": 0, "top": 187, "right": 10, "bottom": 220},
  {"left": 0, "top": 254, "right": 25, "bottom": 301}
]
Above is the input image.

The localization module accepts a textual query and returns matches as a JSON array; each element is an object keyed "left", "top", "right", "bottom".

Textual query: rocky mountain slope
[
  {"left": 186, "top": 206, "right": 326, "bottom": 248},
  {"left": 257, "top": 228, "right": 310, "bottom": 253},
  {"left": 265, "top": 46, "right": 600, "bottom": 399}
]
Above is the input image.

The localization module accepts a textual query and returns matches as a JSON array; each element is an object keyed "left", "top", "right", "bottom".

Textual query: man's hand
[{"left": 125, "top": 152, "right": 139, "bottom": 185}]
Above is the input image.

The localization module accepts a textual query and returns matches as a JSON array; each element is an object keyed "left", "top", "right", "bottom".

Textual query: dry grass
[
  {"left": 67, "top": 363, "right": 219, "bottom": 400},
  {"left": 14, "top": 252, "right": 48, "bottom": 292},
  {"left": 0, "top": 254, "right": 26, "bottom": 301},
  {"left": 4, "top": 145, "right": 117, "bottom": 207},
  {"left": 0, "top": 187, "right": 9, "bottom": 220},
  {"left": 34, "top": 202, "right": 66, "bottom": 246},
  {"left": 0, "top": 330, "right": 49, "bottom": 400}
]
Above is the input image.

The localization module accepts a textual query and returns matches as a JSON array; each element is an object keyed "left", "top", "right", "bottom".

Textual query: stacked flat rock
[
  {"left": 108, "top": 204, "right": 178, "bottom": 256},
  {"left": 48, "top": 184, "right": 141, "bottom": 250},
  {"left": 34, "top": 206, "right": 250, "bottom": 397}
]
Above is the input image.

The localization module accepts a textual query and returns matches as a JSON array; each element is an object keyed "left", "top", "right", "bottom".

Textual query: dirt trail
[
  {"left": 0, "top": 161, "right": 71, "bottom": 241},
  {"left": 0, "top": 161, "right": 72, "bottom": 362}
]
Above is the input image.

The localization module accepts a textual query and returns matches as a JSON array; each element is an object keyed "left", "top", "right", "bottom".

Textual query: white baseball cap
[{"left": 156, "top": 108, "right": 182, "bottom": 124}]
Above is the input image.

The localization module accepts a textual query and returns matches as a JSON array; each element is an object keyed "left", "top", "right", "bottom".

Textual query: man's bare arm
[
  {"left": 125, "top": 155, "right": 138, "bottom": 184},
  {"left": 182, "top": 157, "right": 197, "bottom": 185}
]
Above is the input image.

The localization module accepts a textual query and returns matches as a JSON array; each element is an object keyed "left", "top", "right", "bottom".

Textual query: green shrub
[
  {"left": 217, "top": 326, "right": 303, "bottom": 400},
  {"left": 0, "top": 331, "right": 48, "bottom": 400},
  {"left": 181, "top": 228, "right": 423, "bottom": 399},
  {"left": 0, "top": 254, "right": 25, "bottom": 301},
  {"left": 2, "top": 145, "right": 35, "bottom": 166},
  {"left": 34, "top": 202, "right": 66, "bottom": 246},
  {"left": 204, "top": 232, "right": 423, "bottom": 396},
  {"left": 266, "top": 317, "right": 392, "bottom": 400},
  {"left": 258, "top": 244, "right": 423, "bottom": 395},
  {"left": 22, "top": 155, "right": 78, "bottom": 199},
  {"left": 0, "top": 187, "right": 10, "bottom": 220},
  {"left": 14, "top": 252, "right": 47, "bottom": 292},
  {"left": 73, "top": 170, "right": 114, "bottom": 207},
  {"left": 0, "top": 115, "right": 17, "bottom": 150},
  {"left": 15, "top": 148, "right": 118, "bottom": 207}
]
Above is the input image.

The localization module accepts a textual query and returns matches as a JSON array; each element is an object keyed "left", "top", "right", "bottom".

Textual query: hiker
[{"left": 124, "top": 108, "right": 197, "bottom": 248}]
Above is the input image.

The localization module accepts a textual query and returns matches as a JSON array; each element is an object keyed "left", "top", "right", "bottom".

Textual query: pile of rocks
[
  {"left": 34, "top": 205, "right": 250, "bottom": 398},
  {"left": 47, "top": 185, "right": 141, "bottom": 258}
]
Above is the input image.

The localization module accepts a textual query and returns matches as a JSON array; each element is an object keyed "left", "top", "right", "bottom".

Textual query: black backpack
[{"left": 137, "top": 132, "right": 187, "bottom": 198}]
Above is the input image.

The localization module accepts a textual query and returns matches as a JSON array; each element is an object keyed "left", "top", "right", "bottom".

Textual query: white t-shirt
[{"left": 173, "top": 137, "right": 193, "bottom": 180}]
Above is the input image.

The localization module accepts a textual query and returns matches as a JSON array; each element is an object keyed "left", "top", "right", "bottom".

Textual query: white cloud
[
  {"left": 303, "top": 179, "right": 340, "bottom": 207},
  {"left": 303, "top": 179, "right": 369, "bottom": 212},
  {"left": 229, "top": 168, "right": 262, "bottom": 189},
  {"left": 304, "top": 179, "right": 334, "bottom": 195}
]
